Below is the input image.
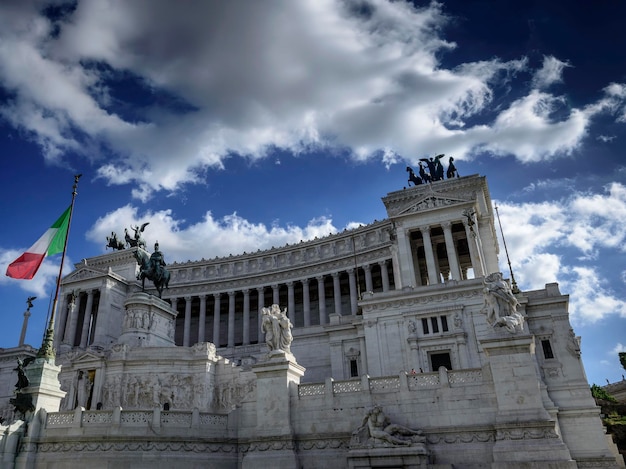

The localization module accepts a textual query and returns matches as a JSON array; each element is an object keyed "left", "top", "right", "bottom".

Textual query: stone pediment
[
  {"left": 72, "top": 351, "right": 103, "bottom": 364},
  {"left": 63, "top": 266, "right": 126, "bottom": 284},
  {"left": 394, "top": 194, "right": 470, "bottom": 217},
  {"left": 59, "top": 350, "right": 104, "bottom": 366}
]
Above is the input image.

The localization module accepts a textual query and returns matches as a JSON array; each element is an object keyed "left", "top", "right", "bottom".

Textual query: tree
[{"left": 591, "top": 384, "right": 617, "bottom": 403}]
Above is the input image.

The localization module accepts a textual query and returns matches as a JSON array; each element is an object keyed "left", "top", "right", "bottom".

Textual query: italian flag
[{"left": 6, "top": 206, "right": 71, "bottom": 280}]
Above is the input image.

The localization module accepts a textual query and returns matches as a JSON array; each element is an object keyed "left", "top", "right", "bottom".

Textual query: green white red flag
[{"left": 6, "top": 206, "right": 71, "bottom": 280}]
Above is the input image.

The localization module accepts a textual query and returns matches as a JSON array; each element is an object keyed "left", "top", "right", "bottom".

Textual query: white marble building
[{"left": 0, "top": 174, "right": 623, "bottom": 468}]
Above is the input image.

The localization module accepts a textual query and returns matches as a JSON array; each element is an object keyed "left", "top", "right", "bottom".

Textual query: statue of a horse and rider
[{"left": 133, "top": 242, "right": 170, "bottom": 298}]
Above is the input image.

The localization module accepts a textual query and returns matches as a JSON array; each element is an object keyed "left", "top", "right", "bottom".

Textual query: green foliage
[
  {"left": 591, "top": 384, "right": 618, "bottom": 403},
  {"left": 619, "top": 352, "right": 626, "bottom": 371}
]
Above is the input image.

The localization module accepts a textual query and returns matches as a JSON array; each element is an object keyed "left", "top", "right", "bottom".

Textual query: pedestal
[
  {"left": 241, "top": 351, "right": 305, "bottom": 469},
  {"left": 480, "top": 334, "right": 575, "bottom": 468},
  {"left": 118, "top": 292, "right": 177, "bottom": 347},
  {"left": 20, "top": 358, "right": 66, "bottom": 415}
]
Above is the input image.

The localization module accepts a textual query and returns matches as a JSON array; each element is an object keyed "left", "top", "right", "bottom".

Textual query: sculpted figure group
[
  {"left": 352, "top": 406, "right": 427, "bottom": 449},
  {"left": 105, "top": 222, "right": 150, "bottom": 251},
  {"left": 261, "top": 304, "right": 294, "bottom": 354},
  {"left": 406, "top": 153, "right": 458, "bottom": 187},
  {"left": 482, "top": 272, "right": 524, "bottom": 333}
]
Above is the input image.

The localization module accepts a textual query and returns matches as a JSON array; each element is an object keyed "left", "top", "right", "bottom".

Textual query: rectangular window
[
  {"left": 421, "top": 318, "right": 429, "bottom": 334},
  {"left": 441, "top": 315, "right": 449, "bottom": 332},
  {"left": 541, "top": 340, "right": 555, "bottom": 359},
  {"left": 431, "top": 317, "right": 439, "bottom": 333},
  {"left": 350, "top": 359, "right": 359, "bottom": 378}
]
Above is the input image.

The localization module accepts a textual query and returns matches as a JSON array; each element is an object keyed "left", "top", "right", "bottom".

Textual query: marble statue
[
  {"left": 482, "top": 272, "right": 524, "bottom": 333},
  {"left": 261, "top": 304, "right": 293, "bottom": 354},
  {"left": 352, "top": 405, "right": 426, "bottom": 448}
]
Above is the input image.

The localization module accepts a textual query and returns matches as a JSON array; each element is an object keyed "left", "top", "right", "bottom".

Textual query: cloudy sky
[{"left": 1, "top": 0, "right": 625, "bottom": 386}]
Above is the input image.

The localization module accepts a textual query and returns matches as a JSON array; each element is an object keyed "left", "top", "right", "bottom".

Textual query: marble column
[
  {"left": 55, "top": 294, "right": 68, "bottom": 346},
  {"left": 348, "top": 268, "right": 358, "bottom": 315},
  {"left": 19, "top": 310, "right": 30, "bottom": 347},
  {"left": 243, "top": 289, "right": 250, "bottom": 345},
  {"left": 316, "top": 276, "right": 326, "bottom": 325},
  {"left": 287, "top": 281, "right": 295, "bottom": 321},
  {"left": 272, "top": 284, "right": 280, "bottom": 305},
  {"left": 332, "top": 272, "right": 342, "bottom": 316},
  {"left": 213, "top": 293, "right": 221, "bottom": 347},
  {"left": 63, "top": 292, "right": 81, "bottom": 347},
  {"left": 91, "top": 280, "right": 113, "bottom": 349},
  {"left": 364, "top": 264, "right": 373, "bottom": 293},
  {"left": 378, "top": 261, "right": 390, "bottom": 292},
  {"left": 419, "top": 226, "right": 439, "bottom": 285},
  {"left": 463, "top": 218, "right": 484, "bottom": 278},
  {"left": 228, "top": 291, "right": 235, "bottom": 348},
  {"left": 393, "top": 224, "right": 416, "bottom": 289},
  {"left": 257, "top": 287, "right": 265, "bottom": 343},
  {"left": 302, "top": 279, "right": 311, "bottom": 327},
  {"left": 183, "top": 296, "right": 192, "bottom": 346},
  {"left": 79, "top": 290, "right": 95, "bottom": 348},
  {"left": 442, "top": 221, "right": 462, "bottom": 281},
  {"left": 198, "top": 295, "right": 207, "bottom": 343}
]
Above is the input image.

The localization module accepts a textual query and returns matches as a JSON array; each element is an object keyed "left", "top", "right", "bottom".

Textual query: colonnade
[
  {"left": 53, "top": 260, "right": 394, "bottom": 352},
  {"left": 55, "top": 289, "right": 102, "bottom": 350},
  {"left": 168, "top": 260, "right": 393, "bottom": 348},
  {"left": 396, "top": 219, "right": 485, "bottom": 288}
]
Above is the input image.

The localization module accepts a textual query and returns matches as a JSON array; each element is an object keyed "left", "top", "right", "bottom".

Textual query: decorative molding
[{"left": 36, "top": 441, "right": 237, "bottom": 453}]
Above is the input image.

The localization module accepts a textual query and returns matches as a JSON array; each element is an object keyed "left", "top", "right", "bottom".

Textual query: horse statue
[
  {"left": 133, "top": 243, "right": 170, "bottom": 298},
  {"left": 406, "top": 166, "right": 423, "bottom": 186},
  {"left": 106, "top": 232, "right": 125, "bottom": 251},
  {"left": 125, "top": 222, "right": 149, "bottom": 249}
]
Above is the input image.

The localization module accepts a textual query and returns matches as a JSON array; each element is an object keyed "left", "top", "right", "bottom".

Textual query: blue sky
[{"left": 1, "top": 0, "right": 625, "bottom": 386}]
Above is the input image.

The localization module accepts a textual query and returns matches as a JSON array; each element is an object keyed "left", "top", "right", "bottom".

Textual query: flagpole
[{"left": 37, "top": 174, "right": 82, "bottom": 361}]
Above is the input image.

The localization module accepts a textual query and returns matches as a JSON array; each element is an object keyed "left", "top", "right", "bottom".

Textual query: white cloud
[
  {"left": 531, "top": 56, "right": 571, "bottom": 89},
  {"left": 0, "top": 1, "right": 624, "bottom": 199},
  {"left": 561, "top": 266, "right": 626, "bottom": 323},
  {"left": 610, "top": 343, "right": 626, "bottom": 354},
  {"left": 86, "top": 205, "right": 340, "bottom": 263},
  {"left": 496, "top": 182, "right": 626, "bottom": 323}
]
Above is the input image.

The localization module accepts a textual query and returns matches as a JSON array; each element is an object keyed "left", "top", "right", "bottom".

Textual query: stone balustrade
[
  {"left": 297, "top": 368, "right": 484, "bottom": 398},
  {"left": 45, "top": 407, "right": 228, "bottom": 432}
]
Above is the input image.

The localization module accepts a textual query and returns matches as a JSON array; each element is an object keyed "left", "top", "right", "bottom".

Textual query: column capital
[
  {"left": 213, "top": 293, "right": 221, "bottom": 300},
  {"left": 316, "top": 275, "right": 325, "bottom": 282},
  {"left": 301, "top": 278, "right": 309, "bottom": 285},
  {"left": 227, "top": 291, "right": 235, "bottom": 298},
  {"left": 419, "top": 225, "right": 431, "bottom": 234},
  {"left": 242, "top": 288, "right": 250, "bottom": 295},
  {"left": 441, "top": 221, "right": 452, "bottom": 230},
  {"left": 363, "top": 263, "right": 371, "bottom": 272},
  {"left": 184, "top": 295, "right": 192, "bottom": 302},
  {"left": 331, "top": 271, "right": 340, "bottom": 278}
]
